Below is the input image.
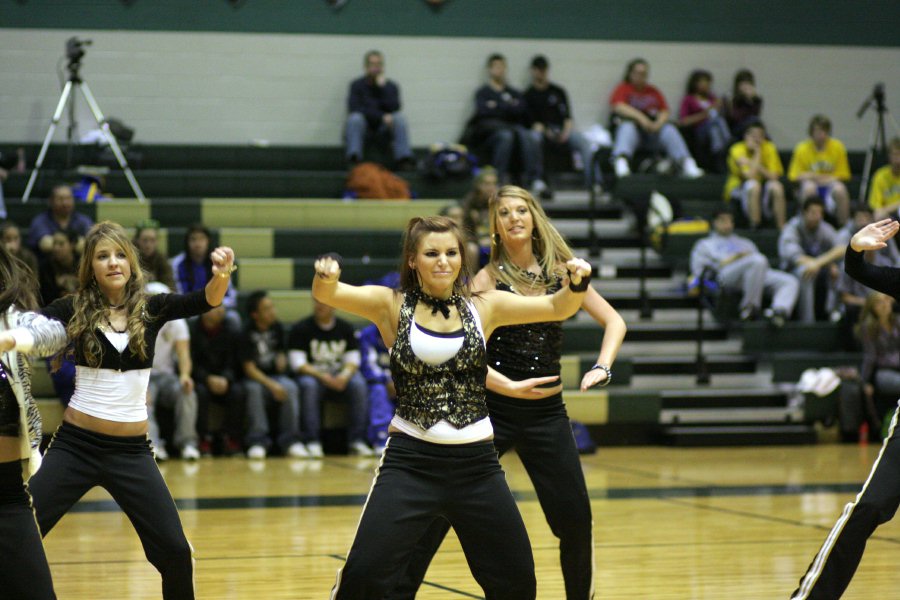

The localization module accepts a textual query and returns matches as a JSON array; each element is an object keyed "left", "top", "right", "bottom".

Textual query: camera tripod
[
  {"left": 22, "top": 44, "right": 146, "bottom": 203},
  {"left": 858, "top": 83, "right": 900, "bottom": 204}
]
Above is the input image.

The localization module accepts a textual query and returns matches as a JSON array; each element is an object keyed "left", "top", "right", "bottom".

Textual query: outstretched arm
[
  {"left": 846, "top": 219, "right": 900, "bottom": 299},
  {"left": 313, "top": 255, "right": 399, "bottom": 344},
  {"left": 478, "top": 258, "right": 592, "bottom": 337},
  {"left": 0, "top": 311, "right": 68, "bottom": 357}
]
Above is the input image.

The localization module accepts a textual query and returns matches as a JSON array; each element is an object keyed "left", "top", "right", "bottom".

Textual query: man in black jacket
[
  {"left": 190, "top": 304, "right": 245, "bottom": 455},
  {"left": 345, "top": 50, "right": 414, "bottom": 169},
  {"left": 465, "top": 53, "right": 545, "bottom": 195}
]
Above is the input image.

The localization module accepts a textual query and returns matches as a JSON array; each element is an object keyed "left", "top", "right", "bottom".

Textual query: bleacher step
[{"left": 660, "top": 424, "right": 817, "bottom": 446}]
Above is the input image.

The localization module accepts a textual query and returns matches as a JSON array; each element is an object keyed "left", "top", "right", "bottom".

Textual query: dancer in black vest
[
  {"left": 792, "top": 217, "right": 900, "bottom": 599},
  {"left": 315, "top": 216, "right": 591, "bottom": 600},
  {"left": 0, "top": 245, "right": 68, "bottom": 599},
  {"left": 27, "top": 221, "right": 235, "bottom": 600},
  {"left": 389, "top": 186, "right": 626, "bottom": 599}
]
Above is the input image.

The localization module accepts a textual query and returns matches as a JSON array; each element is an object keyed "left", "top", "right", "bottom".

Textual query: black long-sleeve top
[
  {"left": 189, "top": 316, "right": 240, "bottom": 384},
  {"left": 845, "top": 245, "right": 900, "bottom": 300},
  {"left": 347, "top": 76, "right": 402, "bottom": 129},
  {"left": 41, "top": 290, "right": 213, "bottom": 371},
  {"left": 474, "top": 84, "right": 528, "bottom": 125}
]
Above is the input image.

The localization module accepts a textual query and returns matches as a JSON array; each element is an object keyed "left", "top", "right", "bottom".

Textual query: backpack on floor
[{"left": 345, "top": 162, "right": 411, "bottom": 200}]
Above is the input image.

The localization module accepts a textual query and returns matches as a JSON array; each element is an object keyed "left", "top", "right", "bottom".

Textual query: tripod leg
[
  {"left": 78, "top": 82, "right": 147, "bottom": 202},
  {"left": 22, "top": 82, "right": 74, "bottom": 203}
]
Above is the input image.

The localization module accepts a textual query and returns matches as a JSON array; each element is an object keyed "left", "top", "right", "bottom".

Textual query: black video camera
[{"left": 65, "top": 37, "right": 92, "bottom": 63}]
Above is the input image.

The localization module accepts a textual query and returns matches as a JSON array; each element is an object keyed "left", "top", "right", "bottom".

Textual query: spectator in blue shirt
[{"left": 26, "top": 184, "right": 93, "bottom": 257}]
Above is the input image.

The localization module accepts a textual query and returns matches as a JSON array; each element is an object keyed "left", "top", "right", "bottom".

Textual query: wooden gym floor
[{"left": 41, "top": 443, "right": 899, "bottom": 599}]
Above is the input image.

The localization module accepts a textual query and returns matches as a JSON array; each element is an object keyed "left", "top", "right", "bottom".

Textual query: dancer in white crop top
[{"left": 314, "top": 215, "right": 591, "bottom": 600}]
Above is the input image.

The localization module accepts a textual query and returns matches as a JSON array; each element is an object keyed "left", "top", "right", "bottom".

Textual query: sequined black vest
[
  {"left": 390, "top": 290, "right": 489, "bottom": 429},
  {"left": 486, "top": 276, "right": 563, "bottom": 380}
]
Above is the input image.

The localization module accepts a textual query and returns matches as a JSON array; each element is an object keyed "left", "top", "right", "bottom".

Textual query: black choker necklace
[{"left": 417, "top": 289, "right": 458, "bottom": 319}]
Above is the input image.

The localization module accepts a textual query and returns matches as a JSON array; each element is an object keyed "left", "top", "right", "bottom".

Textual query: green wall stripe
[{"left": 2, "top": 0, "right": 897, "bottom": 48}]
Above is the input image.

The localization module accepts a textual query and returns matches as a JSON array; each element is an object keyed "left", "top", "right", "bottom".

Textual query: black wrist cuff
[{"left": 569, "top": 273, "right": 591, "bottom": 293}]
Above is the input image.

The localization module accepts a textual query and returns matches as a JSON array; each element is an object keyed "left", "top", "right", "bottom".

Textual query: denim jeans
[
  {"left": 345, "top": 111, "right": 412, "bottom": 161},
  {"left": 297, "top": 371, "right": 369, "bottom": 444},
  {"left": 244, "top": 376, "right": 301, "bottom": 450},
  {"left": 612, "top": 120, "right": 691, "bottom": 164}
]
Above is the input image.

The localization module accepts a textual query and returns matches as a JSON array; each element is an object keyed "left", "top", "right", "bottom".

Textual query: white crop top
[
  {"left": 67, "top": 331, "right": 151, "bottom": 422},
  {"left": 391, "top": 300, "right": 493, "bottom": 444}
]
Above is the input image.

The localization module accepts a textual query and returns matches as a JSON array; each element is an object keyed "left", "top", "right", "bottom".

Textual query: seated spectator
[
  {"left": 609, "top": 58, "right": 703, "bottom": 178},
  {"left": 145, "top": 282, "right": 200, "bottom": 461},
  {"left": 190, "top": 304, "right": 245, "bottom": 456},
  {"left": 358, "top": 323, "right": 394, "bottom": 454},
  {"left": 344, "top": 50, "right": 414, "bottom": 170},
  {"left": 461, "top": 54, "right": 543, "bottom": 192},
  {"left": 240, "top": 291, "right": 305, "bottom": 460},
  {"left": 171, "top": 223, "right": 239, "bottom": 321},
  {"left": 38, "top": 229, "right": 80, "bottom": 305},
  {"left": 724, "top": 121, "right": 786, "bottom": 229},
  {"left": 678, "top": 69, "right": 731, "bottom": 172},
  {"left": 778, "top": 197, "right": 845, "bottom": 322},
  {"left": 1, "top": 220, "right": 38, "bottom": 276},
  {"left": 788, "top": 114, "right": 852, "bottom": 226},
  {"left": 290, "top": 299, "right": 372, "bottom": 457},
  {"left": 26, "top": 184, "right": 93, "bottom": 257},
  {"left": 134, "top": 219, "right": 176, "bottom": 289},
  {"left": 524, "top": 54, "right": 596, "bottom": 196},
  {"left": 690, "top": 210, "right": 798, "bottom": 325},
  {"left": 724, "top": 69, "right": 763, "bottom": 137},
  {"left": 857, "top": 291, "right": 900, "bottom": 417},
  {"left": 868, "top": 136, "right": 900, "bottom": 219}
]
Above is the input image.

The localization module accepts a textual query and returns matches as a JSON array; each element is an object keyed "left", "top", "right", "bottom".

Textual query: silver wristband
[{"left": 590, "top": 363, "right": 612, "bottom": 386}]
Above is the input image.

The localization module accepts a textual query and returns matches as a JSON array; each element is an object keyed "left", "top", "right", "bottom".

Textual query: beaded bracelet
[{"left": 589, "top": 363, "right": 612, "bottom": 386}]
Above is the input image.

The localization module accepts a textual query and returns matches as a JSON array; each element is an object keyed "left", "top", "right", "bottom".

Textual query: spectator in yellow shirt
[
  {"left": 724, "top": 121, "right": 786, "bottom": 229},
  {"left": 868, "top": 137, "right": 900, "bottom": 220},
  {"left": 788, "top": 114, "right": 851, "bottom": 226}
]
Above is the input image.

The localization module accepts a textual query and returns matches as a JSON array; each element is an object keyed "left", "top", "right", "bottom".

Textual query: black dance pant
[
  {"left": 0, "top": 459, "right": 56, "bottom": 599},
  {"left": 330, "top": 433, "right": 536, "bottom": 600},
  {"left": 387, "top": 392, "right": 594, "bottom": 599},
  {"left": 792, "top": 401, "right": 900, "bottom": 599},
  {"left": 28, "top": 422, "right": 195, "bottom": 600}
]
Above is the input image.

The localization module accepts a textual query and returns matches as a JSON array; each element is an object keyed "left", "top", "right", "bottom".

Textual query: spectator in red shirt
[
  {"left": 678, "top": 69, "right": 731, "bottom": 173},
  {"left": 610, "top": 58, "right": 703, "bottom": 178}
]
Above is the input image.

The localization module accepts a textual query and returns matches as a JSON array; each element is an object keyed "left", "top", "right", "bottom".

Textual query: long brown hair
[
  {"left": 487, "top": 185, "right": 574, "bottom": 293},
  {"left": 0, "top": 243, "right": 39, "bottom": 315},
  {"left": 856, "top": 291, "right": 898, "bottom": 343},
  {"left": 398, "top": 216, "right": 472, "bottom": 298},
  {"left": 66, "top": 221, "right": 151, "bottom": 367}
]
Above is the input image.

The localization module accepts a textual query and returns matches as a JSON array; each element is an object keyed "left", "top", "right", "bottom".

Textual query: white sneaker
[
  {"left": 306, "top": 441, "right": 324, "bottom": 458},
  {"left": 681, "top": 157, "right": 704, "bottom": 179},
  {"left": 181, "top": 444, "right": 200, "bottom": 461},
  {"left": 614, "top": 156, "right": 631, "bottom": 178},
  {"left": 247, "top": 445, "right": 266, "bottom": 460},
  {"left": 287, "top": 442, "right": 310, "bottom": 458},
  {"left": 349, "top": 440, "right": 374, "bottom": 457},
  {"left": 153, "top": 444, "right": 169, "bottom": 462}
]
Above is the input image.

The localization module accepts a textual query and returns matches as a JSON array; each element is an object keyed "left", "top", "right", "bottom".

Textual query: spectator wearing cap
[{"left": 524, "top": 55, "right": 597, "bottom": 195}]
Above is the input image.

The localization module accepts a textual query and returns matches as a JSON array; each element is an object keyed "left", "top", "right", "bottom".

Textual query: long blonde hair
[
  {"left": 65, "top": 221, "right": 151, "bottom": 367},
  {"left": 487, "top": 185, "right": 574, "bottom": 292},
  {"left": 856, "top": 291, "right": 898, "bottom": 343}
]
